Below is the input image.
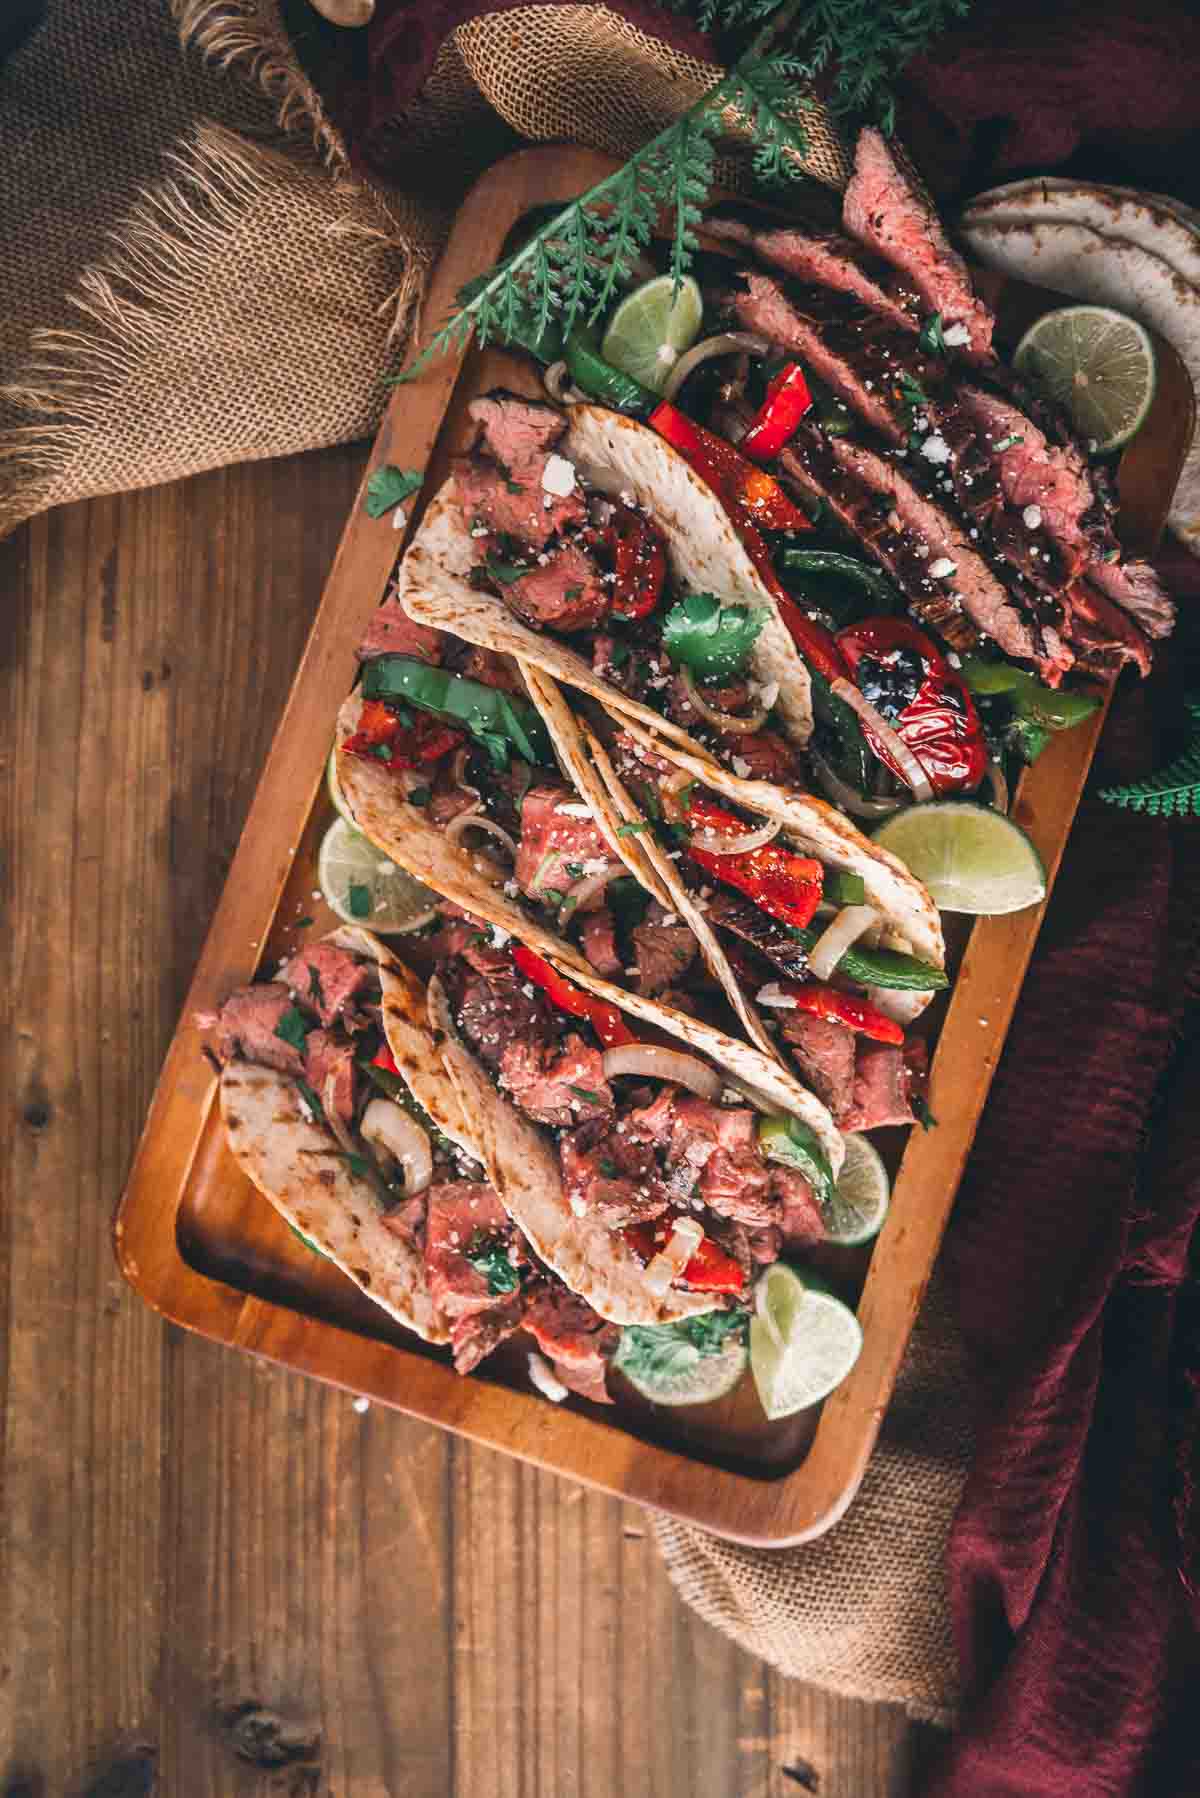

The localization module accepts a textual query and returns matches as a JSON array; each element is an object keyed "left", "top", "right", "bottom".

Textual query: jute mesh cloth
[{"left": 0, "top": 0, "right": 967, "bottom": 1717}]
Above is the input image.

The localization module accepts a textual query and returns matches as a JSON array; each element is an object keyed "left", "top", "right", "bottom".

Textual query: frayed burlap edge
[
  {"left": 0, "top": 120, "right": 430, "bottom": 538},
  {"left": 172, "top": 0, "right": 348, "bottom": 168}
]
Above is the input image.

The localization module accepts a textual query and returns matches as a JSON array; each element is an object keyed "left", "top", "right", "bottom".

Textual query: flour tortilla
[
  {"left": 963, "top": 179, "right": 1200, "bottom": 287},
  {"left": 958, "top": 212, "right": 1200, "bottom": 552},
  {"left": 399, "top": 404, "right": 815, "bottom": 749},
  {"left": 428, "top": 965, "right": 843, "bottom": 1327},
  {"left": 219, "top": 1061, "right": 449, "bottom": 1344},
  {"left": 593, "top": 717, "right": 946, "bottom": 1027}
]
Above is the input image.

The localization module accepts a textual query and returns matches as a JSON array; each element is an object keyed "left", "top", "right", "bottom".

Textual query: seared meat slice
[
  {"left": 280, "top": 942, "right": 376, "bottom": 1029},
  {"left": 1062, "top": 581, "right": 1152, "bottom": 677},
  {"left": 922, "top": 389, "right": 1005, "bottom": 523},
  {"left": 841, "top": 1038, "right": 926, "bottom": 1133},
  {"left": 771, "top": 1166, "right": 826, "bottom": 1250},
  {"left": 524, "top": 1285, "right": 619, "bottom": 1404},
  {"left": 958, "top": 383, "right": 1112, "bottom": 574},
  {"left": 718, "top": 730, "right": 802, "bottom": 785},
  {"left": 843, "top": 127, "right": 995, "bottom": 361},
  {"left": 632, "top": 900, "right": 698, "bottom": 996},
  {"left": 671, "top": 1100, "right": 779, "bottom": 1228},
  {"left": 667, "top": 673, "right": 752, "bottom": 727},
  {"left": 468, "top": 391, "right": 568, "bottom": 478},
  {"left": 454, "top": 965, "right": 554, "bottom": 1068},
  {"left": 303, "top": 1028, "right": 358, "bottom": 1128},
  {"left": 424, "top": 1182, "right": 530, "bottom": 1374},
  {"left": 212, "top": 982, "right": 307, "bottom": 1076},
  {"left": 558, "top": 1119, "right": 673, "bottom": 1228},
  {"left": 515, "top": 784, "right": 618, "bottom": 902},
  {"left": 499, "top": 1033, "right": 613, "bottom": 1127},
  {"left": 706, "top": 204, "right": 920, "bottom": 331},
  {"left": 580, "top": 906, "right": 622, "bottom": 979},
  {"left": 779, "top": 1009, "right": 857, "bottom": 1122},
  {"left": 705, "top": 891, "right": 811, "bottom": 979},
  {"left": 456, "top": 458, "right": 584, "bottom": 551},
  {"left": 1084, "top": 558, "right": 1175, "bottom": 643},
  {"left": 357, "top": 595, "right": 442, "bottom": 664},
  {"left": 503, "top": 539, "right": 609, "bottom": 632},
  {"left": 452, "top": 1295, "right": 527, "bottom": 1375},
  {"left": 429, "top": 912, "right": 508, "bottom": 972},
  {"left": 381, "top": 1194, "right": 427, "bottom": 1247}
]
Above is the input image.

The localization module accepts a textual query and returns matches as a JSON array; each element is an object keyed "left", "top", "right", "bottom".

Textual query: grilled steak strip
[
  {"left": 843, "top": 128, "right": 995, "bottom": 362},
  {"left": 706, "top": 204, "right": 921, "bottom": 333},
  {"left": 704, "top": 892, "right": 811, "bottom": 980}
]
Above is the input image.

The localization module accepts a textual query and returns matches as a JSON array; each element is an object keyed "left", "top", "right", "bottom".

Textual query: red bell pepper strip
[
  {"left": 776, "top": 983, "right": 904, "bottom": 1045},
  {"left": 684, "top": 794, "right": 824, "bottom": 932},
  {"left": 372, "top": 1044, "right": 401, "bottom": 1075},
  {"left": 600, "top": 502, "right": 666, "bottom": 621},
  {"left": 837, "top": 617, "right": 988, "bottom": 795},
  {"left": 648, "top": 402, "right": 812, "bottom": 536},
  {"left": 511, "top": 945, "right": 636, "bottom": 1049},
  {"left": 622, "top": 1219, "right": 747, "bottom": 1295},
  {"left": 740, "top": 362, "right": 813, "bottom": 462},
  {"left": 774, "top": 593, "right": 850, "bottom": 684},
  {"left": 342, "top": 699, "right": 464, "bottom": 771}
]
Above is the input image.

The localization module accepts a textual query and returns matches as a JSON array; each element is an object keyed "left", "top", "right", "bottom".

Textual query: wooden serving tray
[{"left": 116, "top": 146, "right": 1194, "bottom": 1545}]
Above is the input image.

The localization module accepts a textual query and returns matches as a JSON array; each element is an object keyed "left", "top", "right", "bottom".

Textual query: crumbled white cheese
[
  {"left": 392, "top": 505, "right": 407, "bottom": 531},
  {"left": 470, "top": 524, "right": 490, "bottom": 539},
  {"left": 921, "top": 435, "right": 951, "bottom": 465},
  {"left": 756, "top": 983, "right": 798, "bottom": 1009},
  {"left": 915, "top": 543, "right": 930, "bottom": 558},
  {"left": 376, "top": 860, "right": 395, "bottom": 876},
  {"left": 942, "top": 322, "right": 971, "bottom": 347},
  {"left": 731, "top": 756, "right": 752, "bottom": 777},
  {"left": 619, "top": 489, "right": 637, "bottom": 509},
  {"left": 352, "top": 1396, "right": 371, "bottom": 1414},
  {"left": 490, "top": 924, "right": 511, "bottom": 948},
  {"left": 929, "top": 556, "right": 957, "bottom": 579},
  {"left": 503, "top": 879, "right": 520, "bottom": 898},
  {"left": 755, "top": 680, "right": 780, "bottom": 709},
  {"left": 946, "top": 650, "right": 962, "bottom": 668},
  {"left": 528, "top": 1352, "right": 569, "bottom": 1402},
  {"left": 554, "top": 802, "right": 593, "bottom": 818},
  {"left": 579, "top": 858, "right": 610, "bottom": 876},
  {"left": 569, "top": 1195, "right": 588, "bottom": 1218},
  {"left": 542, "top": 453, "right": 577, "bottom": 497},
  {"left": 1022, "top": 504, "right": 1043, "bottom": 530},
  {"left": 887, "top": 509, "right": 902, "bottom": 530}
]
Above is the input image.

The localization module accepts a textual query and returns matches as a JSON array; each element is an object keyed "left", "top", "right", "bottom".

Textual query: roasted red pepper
[
  {"left": 511, "top": 945, "right": 636, "bottom": 1049},
  {"left": 775, "top": 593, "right": 850, "bottom": 684},
  {"left": 622, "top": 1218, "right": 747, "bottom": 1295},
  {"left": 776, "top": 983, "right": 904, "bottom": 1045},
  {"left": 342, "top": 698, "right": 464, "bottom": 771},
  {"left": 603, "top": 502, "right": 666, "bottom": 621},
  {"left": 685, "top": 794, "right": 823, "bottom": 932},
  {"left": 837, "top": 617, "right": 988, "bottom": 795},
  {"left": 649, "top": 401, "right": 812, "bottom": 538},
  {"left": 740, "top": 362, "right": 813, "bottom": 462},
  {"left": 372, "top": 1044, "right": 401, "bottom": 1075}
]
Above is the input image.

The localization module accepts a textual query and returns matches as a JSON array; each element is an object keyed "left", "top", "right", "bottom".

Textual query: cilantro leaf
[
  {"left": 918, "top": 312, "right": 945, "bottom": 355},
  {"left": 570, "top": 1086, "right": 607, "bottom": 1106},
  {"left": 617, "top": 821, "right": 647, "bottom": 837},
  {"left": 347, "top": 884, "right": 372, "bottom": 919},
  {"left": 913, "top": 1095, "right": 938, "bottom": 1131},
  {"left": 275, "top": 1005, "right": 313, "bottom": 1054},
  {"left": 485, "top": 550, "right": 530, "bottom": 586},
  {"left": 294, "top": 1077, "right": 325, "bottom": 1123},
  {"left": 616, "top": 1312, "right": 749, "bottom": 1384},
  {"left": 408, "top": 785, "right": 431, "bottom": 807},
  {"left": 662, "top": 593, "right": 768, "bottom": 683},
  {"left": 465, "top": 1231, "right": 521, "bottom": 1296},
  {"left": 364, "top": 465, "right": 422, "bottom": 519}
]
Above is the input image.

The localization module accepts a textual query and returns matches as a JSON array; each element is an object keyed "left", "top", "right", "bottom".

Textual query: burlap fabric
[{"left": 0, "top": 0, "right": 966, "bottom": 1719}]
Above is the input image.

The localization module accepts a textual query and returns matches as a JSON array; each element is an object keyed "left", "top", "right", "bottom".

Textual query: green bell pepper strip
[
  {"left": 756, "top": 1116, "right": 834, "bottom": 1205},
  {"left": 959, "top": 655, "right": 1101, "bottom": 731},
  {"left": 563, "top": 325, "right": 657, "bottom": 416},
  {"left": 777, "top": 549, "right": 904, "bottom": 616},
  {"left": 785, "top": 923, "right": 948, "bottom": 992},
  {"left": 360, "top": 657, "right": 554, "bottom": 769},
  {"left": 809, "top": 666, "right": 873, "bottom": 795}
]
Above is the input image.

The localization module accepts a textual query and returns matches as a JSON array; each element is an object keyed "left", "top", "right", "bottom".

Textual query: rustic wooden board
[
  {"left": 2, "top": 445, "right": 939, "bottom": 1798},
  {"left": 115, "top": 145, "right": 1194, "bottom": 1547}
]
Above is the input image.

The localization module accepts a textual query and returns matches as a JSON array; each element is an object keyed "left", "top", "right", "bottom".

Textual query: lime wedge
[
  {"left": 317, "top": 817, "right": 441, "bottom": 933},
  {"left": 749, "top": 1264, "right": 862, "bottom": 1420},
  {"left": 326, "top": 745, "right": 355, "bottom": 824},
  {"left": 871, "top": 801, "right": 1046, "bottom": 916},
  {"left": 601, "top": 274, "right": 703, "bottom": 395},
  {"left": 612, "top": 1317, "right": 748, "bottom": 1406},
  {"left": 823, "top": 1133, "right": 890, "bottom": 1245},
  {"left": 1013, "top": 305, "right": 1155, "bottom": 452}
]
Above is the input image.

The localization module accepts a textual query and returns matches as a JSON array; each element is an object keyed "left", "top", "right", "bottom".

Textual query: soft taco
[
  {"left": 204, "top": 926, "right": 636, "bottom": 1398},
  {"left": 424, "top": 930, "right": 846, "bottom": 1324}
]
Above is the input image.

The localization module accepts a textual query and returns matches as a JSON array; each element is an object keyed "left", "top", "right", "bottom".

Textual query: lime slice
[
  {"left": 871, "top": 801, "right": 1046, "bottom": 916},
  {"left": 749, "top": 1264, "right": 863, "bottom": 1420},
  {"left": 612, "top": 1318, "right": 749, "bottom": 1406},
  {"left": 326, "top": 745, "right": 355, "bottom": 825},
  {"left": 823, "top": 1133, "right": 890, "bottom": 1245},
  {"left": 1013, "top": 305, "right": 1155, "bottom": 452},
  {"left": 317, "top": 817, "right": 441, "bottom": 933},
  {"left": 601, "top": 274, "right": 703, "bottom": 395}
]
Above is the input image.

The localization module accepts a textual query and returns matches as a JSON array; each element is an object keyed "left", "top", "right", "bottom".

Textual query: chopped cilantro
[
  {"left": 294, "top": 1077, "right": 325, "bottom": 1123},
  {"left": 287, "top": 1220, "right": 328, "bottom": 1259},
  {"left": 307, "top": 964, "right": 325, "bottom": 1012},
  {"left": 408, "top": 785, "right": 431, "bottom": 807},
  {"left": 505, "top": 478, "right": 524, "bottom": 494},
  {"left": 616, "top": 1311, "right": 748, "bottom": 1383},
  {"left": 275, "top": 1005, "right": 313, "bottom": 1054},
  {"left": 898, "top": 372, "right": 928, "bottom": 410},
  {"left": 364, "top": 465, "right": 422, "bottom": 519},
  {"left": 367, "top": 742, "right": 393, "bottom": 761},
  {"left": 607, "top": 874, "right": 650, "bottom": 939},
  {"left": 570, "top": 1086, "right": 607, "bottom": 1106},
  {"left": 608, "top": 640, "right": 631, "bottom": 670},
  {"left": 918, "top": 312, "right": 945, "bottom": 355},
  {"left": 913, "top": 1095, "right": 937, "bottom": 1131},
  {"left": 992, "top": 434, "right": 1024, "bottom": 453},
  {"left": 341, "top": 1152, "right": 373, "bottom": 1181},
  {"left": 617, "top": 821, "right": 647, "bottom": 837},
  {"left": 564, "top": 585, "right": 583, "bottom": 600},
  {"left": 662, "top": 591, "right": 767, "bottom": 683},
  {"left": 347, "top": 883, "right": 372, "bottom": 919},
  {"left": 296, "top": 915, "right": 314, "bottom": 928},
  {"left": 598, "top": 1158, "right": 621, "bottom": 1179},
  {"left": 484, "top": 550, "right": 530, "bottom": 586},
  {"left": 465, "top": 1231, "right": 521, "bottom": 1296}
]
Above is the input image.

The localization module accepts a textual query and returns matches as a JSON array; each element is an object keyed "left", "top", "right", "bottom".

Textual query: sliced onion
[
  {"left": 360, "top": 1098, "right": 433, "bottom": 1197},
  {"left": 543, "top": 361, "right": 585, "bottom": 405},
  {"left": 449, "top": 748, "right": 482, "bottom": 812},
  {"left": 644, "top": 1216, "right": 706, "bottom": 1297},
  {"left": 679, "top": 666, "right": 769, "bottom": 735},
  {"left": 661, "top": 332, "right": 769, "bottom": 404},
  {"left": 601, "top": 1045, "right": 722, "bottom": 1101},
  {"left": 691, "top": 813, "right": 781, "bottom": 857},
  {"left": 830, "top": 678, "right": 934, "bottom": 804},
  {"left": 808, "top": 904, "right": 881, "bottom": 982},
  {"left": 810, "top": 748, "right": 904, "bottom": 820},
  {"left": 444, "top": 811, "right": 519, "bottom": 878},
  {"left": 983, "top": 758, "right": 1009, "bottom": 815},
  {"left": 660, "top": 765, "right": 697, "bottom": 824},
  {"left": 558, "top": 866, "right": 619, "bottom": 918},
  {"left": 322, "top": 1074, "right": 358, "bottom": 1155}
]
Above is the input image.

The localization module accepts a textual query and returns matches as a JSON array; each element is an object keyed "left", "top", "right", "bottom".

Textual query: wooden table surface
[{"left": 0, "top": 445, "right": 945, "bottom": 1797}]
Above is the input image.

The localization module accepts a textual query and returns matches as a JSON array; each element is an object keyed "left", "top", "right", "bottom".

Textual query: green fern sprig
[{"left": 1099, "top": 698, "right": 1200, "bottom": 818}]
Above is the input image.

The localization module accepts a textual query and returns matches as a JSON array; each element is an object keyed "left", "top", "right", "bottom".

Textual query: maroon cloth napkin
[{"left": 286, "top": 7, "right": 1200, "bottom": 1787}]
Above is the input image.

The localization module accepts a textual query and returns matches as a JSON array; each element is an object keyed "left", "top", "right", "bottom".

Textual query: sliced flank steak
[
  {"left": 705, "top": 203, "right": 921, "bottom": 332},
  {"left": 843, "top": 128, "right": 995, "bottom": 362}
]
